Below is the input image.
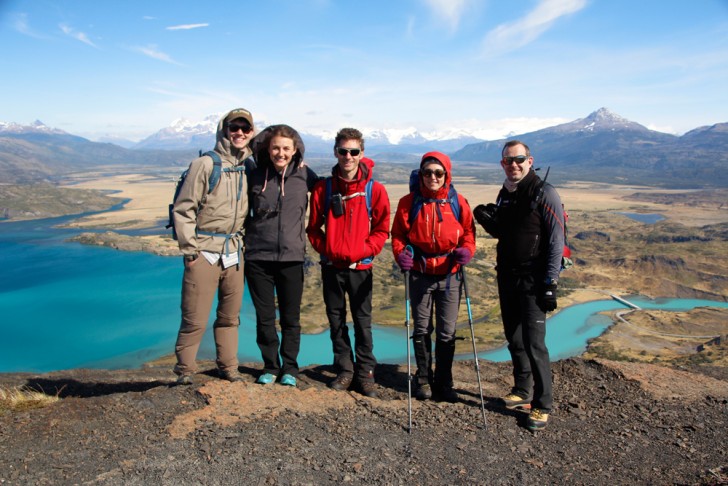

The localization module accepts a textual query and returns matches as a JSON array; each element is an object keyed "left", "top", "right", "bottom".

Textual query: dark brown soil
[{"left": 1, "top": 358, "right": 726, "bottom": 485}]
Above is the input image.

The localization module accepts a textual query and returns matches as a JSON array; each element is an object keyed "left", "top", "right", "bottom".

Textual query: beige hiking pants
[{"left": 174, "top": 257, "right": 244, "bottom": 375}]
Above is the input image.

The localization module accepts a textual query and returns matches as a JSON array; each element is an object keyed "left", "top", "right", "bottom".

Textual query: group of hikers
[{"left": 170, "top": 108, "right": 565, "bottom": 432}]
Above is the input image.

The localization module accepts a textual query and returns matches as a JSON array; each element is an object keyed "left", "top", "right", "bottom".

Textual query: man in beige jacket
[{"left": 172, "top": 108, "right": 254, "bottom": 384}]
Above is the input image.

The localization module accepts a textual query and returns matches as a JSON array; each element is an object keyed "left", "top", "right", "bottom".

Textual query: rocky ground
[{"left": 1, "top": 358, "right": 726, "bottom": 485}]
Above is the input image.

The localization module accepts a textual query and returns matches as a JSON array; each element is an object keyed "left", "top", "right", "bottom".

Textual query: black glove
[
  {"left": 473, "top": 203, "right": 499, "bottom": 237},
  {"left": 539, "top": 283, "right": 558, "bottom": 312}
]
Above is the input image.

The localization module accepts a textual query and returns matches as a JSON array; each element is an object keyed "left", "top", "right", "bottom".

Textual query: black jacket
[
  {"left": 494, "top": 169, "right": 564, "bottom": 281},
  {"left": 243, "top": 125, "right": 318, "bottom": 262}
]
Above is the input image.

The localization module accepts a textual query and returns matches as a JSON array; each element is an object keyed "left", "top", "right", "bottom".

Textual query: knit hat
[{"left": 224, "top": 108, "right": 254, "bottom": 128}]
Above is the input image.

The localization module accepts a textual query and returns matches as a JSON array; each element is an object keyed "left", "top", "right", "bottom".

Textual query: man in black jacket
[{"left": 474, "top": 140, "right": 565, "bottom": 431}]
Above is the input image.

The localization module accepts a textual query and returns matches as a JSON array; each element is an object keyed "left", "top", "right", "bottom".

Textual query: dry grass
[{"left": 0, "top": 386, "right": 60, "bottom": 413}]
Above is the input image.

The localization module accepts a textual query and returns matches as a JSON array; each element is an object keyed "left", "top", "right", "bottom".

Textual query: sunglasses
[
  {"left": 228, "top": 124, "right": 253, "bottom": 134},
  {"left": 502, "top": 155, "right": 529, "bottom": 165},
  {"left": 422, "top": 168, "right": 446, "bottom": 178},
  {"left": 336, "top": 147, "right": 361, "bottom": 157}
]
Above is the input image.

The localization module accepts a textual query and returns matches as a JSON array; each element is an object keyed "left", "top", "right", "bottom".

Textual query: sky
[{"left": 1, "top": 0, "right": 728, "bottom": 142}]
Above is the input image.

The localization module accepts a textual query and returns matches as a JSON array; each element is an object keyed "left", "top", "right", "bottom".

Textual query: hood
[
  {"left": 249, "top": 124, "right": 306, "bottom": 170},
  {"left": 419, "top": 151, "right": 452, "bottom": 199},
  {"left": 215, "top": 108, "right": 255, "bottom": 161}
]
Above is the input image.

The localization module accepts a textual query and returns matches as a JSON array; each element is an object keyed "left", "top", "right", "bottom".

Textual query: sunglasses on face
[
  {"left": 502, "top": 155, "right": 529, "bottom": 165},
  {"left": 422, "top": 168, "right": 446, "bottom": 178},
  {"left": 336, "top": 147, "right": 361, "bottom": 157},
  {"left": 228, "top": 124, "right": 253, "bottom": 134}
]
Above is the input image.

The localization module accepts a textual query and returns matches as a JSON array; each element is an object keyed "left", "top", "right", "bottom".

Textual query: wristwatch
[
  {"left": 184, "top": 254, "right": 198, "bottom": 263},
  {"left": 544, "top": 277, "right": 558, "bottom": 286}
]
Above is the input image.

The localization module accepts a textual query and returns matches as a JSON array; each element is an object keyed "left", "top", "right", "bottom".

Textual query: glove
[
  {"left": 539, "top": 283, "right": 558, "bottom": 312},
  {"left": 396, "top": 250, "right": 413, "bottom": 272},
  {"left": 452, "top": 247, "right": 472, "bottom": 266},
  {"left": 473, "top": 203, "right": 499, "bottom": 236}
]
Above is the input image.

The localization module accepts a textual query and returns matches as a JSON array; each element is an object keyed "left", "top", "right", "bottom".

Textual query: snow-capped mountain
[
  {"left": 0, "top": 120, "right": 68, "bottom": 135},
  {"left": 133, "top": 117, "right": 487, "bottom": 154}
]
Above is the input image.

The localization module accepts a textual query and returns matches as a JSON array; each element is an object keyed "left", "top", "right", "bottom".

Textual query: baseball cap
[{"left": 224, "top": 108, "right": 254, "bottom": 128}]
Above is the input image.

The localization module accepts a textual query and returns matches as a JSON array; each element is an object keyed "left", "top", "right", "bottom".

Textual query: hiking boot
[
  {"left": 415, "top": 383, "right": 432, "bottom": 400},
  {"left": 500, "top": 393, "right": 532, "bottom": 411},
  {"left": 256, "top": 372, "right": 276, "bottom": 385},
  {"left": 435, "top": 384, "right": 459, "bottom": 403},
  {"left": 329, "top": 374, "right": 353, "bottom": 391},
  {"left": 220, "top": 369, "right": 244, "bottom": 383},
  {"left": 176, "top": 374, "right": 193, "bottom": 386},
  {"left": 527, "top": 409, "right": 549, "bottom": 431},
  {"left": 359, "top": 381, "right": 379, "bottom": 399},
  {"left": 279, "top": 374, "right": 297, "bottom": 387}
]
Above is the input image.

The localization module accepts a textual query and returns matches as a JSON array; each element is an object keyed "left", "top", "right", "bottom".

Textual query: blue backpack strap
[
  {"left": 202, "top": 151, "right": 223, "bottom": 194},
  {"left": 365, "top": 179, "right": 374, "bottom": 219}
]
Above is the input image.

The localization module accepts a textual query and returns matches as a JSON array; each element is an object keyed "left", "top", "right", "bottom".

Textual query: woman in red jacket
[{"left": 391, "top": 152, "right": 476, "bottom": 402}]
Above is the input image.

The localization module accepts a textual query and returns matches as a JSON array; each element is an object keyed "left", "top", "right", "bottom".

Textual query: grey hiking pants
[
  {"left": 174, "top": 256, "right": 244, "bottom": 375},
  {"left": 410, "top": 271, "right": 462, "bottom": 342}
]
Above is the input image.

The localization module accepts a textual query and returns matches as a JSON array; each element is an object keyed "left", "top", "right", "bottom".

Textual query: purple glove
[
  {"left": 396, "top": 251, "right": 413, "bottom": 272},
  {"left": 452, "top": 247, "right": 472, "bottom": 265}
]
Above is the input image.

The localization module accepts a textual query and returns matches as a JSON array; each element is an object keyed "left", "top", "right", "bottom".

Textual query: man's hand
[
  {"left": 539, "top": 282, "right": 558, "bottom": 312},
  {"left": 473, "top": 203, "right": 499, "bottom": 236}
]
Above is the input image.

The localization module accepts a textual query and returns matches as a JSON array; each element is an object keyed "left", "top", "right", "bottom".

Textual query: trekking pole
[
  {"left": 404, "top": 245, "right": 413, "bottom": 434},
  {"left": 460, "top": 267, "right": 488, "bottom": 429}
]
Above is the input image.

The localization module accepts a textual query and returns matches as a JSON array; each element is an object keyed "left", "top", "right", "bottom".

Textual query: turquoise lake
[{"left": 1, "top": 213, "right": 726, "bottom": 373}]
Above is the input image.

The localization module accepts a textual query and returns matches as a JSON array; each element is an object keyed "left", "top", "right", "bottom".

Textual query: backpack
[
  {"left": 408, "top": 169, "right": 461, "bottom": 224},
  {"left": 323, "top": 176, "right": 374, "bottom": 219},
  {"left": 532, "top": 167, "right": 572, "bottom": 271},
  {"left": 166, "top": 150, "right": 245, "bottom": 241}
]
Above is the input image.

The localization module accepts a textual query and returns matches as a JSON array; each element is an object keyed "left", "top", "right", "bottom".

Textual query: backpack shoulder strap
[
  {"left": 202, "top": 151, "right": 223, "bottom": 194},
  {"left": 324, "top": 176, "right": 333, "bottom": 217},
  {"left": 365, "top": 179, "right": 374, "bottom": 219}
]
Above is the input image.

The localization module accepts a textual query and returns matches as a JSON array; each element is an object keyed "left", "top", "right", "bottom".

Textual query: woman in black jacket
[{"left": 244, "top": 124, "right": 319, "bottom": 387}]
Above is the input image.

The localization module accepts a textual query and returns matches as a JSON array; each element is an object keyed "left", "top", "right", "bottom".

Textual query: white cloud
[
  {"left": 132, "top": 45, "right": 183, "bottom": 65},
  {"left": 482, "top": 0, "right": 587, "bottom": 56},
  {"left": 166, "top": 23, "right": 209, "bottom": 31},
  {"left": 13, "top": 13, "right": 44, "bottom": 39},
  {"left": 423, "top": 0, "right": 473, "bottom": 32},
  {"left": 59, "top": 23, "right": 98, "bottom": 48}
]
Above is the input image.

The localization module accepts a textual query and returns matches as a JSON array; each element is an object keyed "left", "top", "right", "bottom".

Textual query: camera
[{"left": 331, "top": 193, "right": 345, "bottom": 217}]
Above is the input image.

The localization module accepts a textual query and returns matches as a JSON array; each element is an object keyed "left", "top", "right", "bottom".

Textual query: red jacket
[
  {"left": 391, "top": 152, "right": 476, "bottom": 275},
  {"left": 307, "top": 157, "right": 390, "bottom": 270}
]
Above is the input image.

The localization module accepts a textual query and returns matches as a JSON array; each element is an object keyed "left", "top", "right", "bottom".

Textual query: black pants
[
  {"left": 497, "top": 271, "right": 553, "bottom": 412},
  {"left": 245, "top": 260, "right": 303, "bottom": 377},
  {"left": 322, "top": 266, "right": 376, "bottom": 382}
]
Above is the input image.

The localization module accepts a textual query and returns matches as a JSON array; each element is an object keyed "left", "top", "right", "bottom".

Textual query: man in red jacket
[{"left": 307, "top": 128, "right": 390, "bottom": 398}]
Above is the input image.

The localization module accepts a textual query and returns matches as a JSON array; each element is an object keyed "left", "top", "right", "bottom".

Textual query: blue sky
[{"left": 2, "top": 0, "right": 727, "bottom": 142}]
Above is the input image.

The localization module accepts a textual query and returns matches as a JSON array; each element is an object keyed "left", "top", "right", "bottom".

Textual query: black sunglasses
[
  {"left": 336, "top": 147, "right": 361, "bottom": 157},
  {"left": 228, "top": 124, "right": 253, "bottom": 134},
  {"left": 502, "top": 155, "right": 529, "bottom": 165},
  {"left": 422, "top": 168, "right": 446, "bottom": 178}
]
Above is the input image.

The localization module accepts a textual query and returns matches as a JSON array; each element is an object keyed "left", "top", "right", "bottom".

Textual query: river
[{"left": 0, "top": 213, "right": 725, "bottom": 373}]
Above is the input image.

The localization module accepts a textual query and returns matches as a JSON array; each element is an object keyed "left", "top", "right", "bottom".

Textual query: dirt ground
[{"left": 1, "top": 358, "right": 726, "bottom": 485}]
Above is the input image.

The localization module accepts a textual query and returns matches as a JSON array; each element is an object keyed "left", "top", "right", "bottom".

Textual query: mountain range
[{"left": 1, "top": 108, "right": 726, "bottom": 187}]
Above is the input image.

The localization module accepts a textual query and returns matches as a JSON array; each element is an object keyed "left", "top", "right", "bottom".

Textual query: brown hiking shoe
[
  {"left": 359, "top": 381, "right": 379, "bottom": 399},
  {"left": 415, "top": 383, "right": 432, "bottom": 400},
  {"left": 329, "top": 374, "right": 353, "bottom": 391},
  {"left": 175, "top": 374, "right": 193, "bottom": 385},
  {"left": 220, "top": 369, "right": 244, "bottom": 383}
]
